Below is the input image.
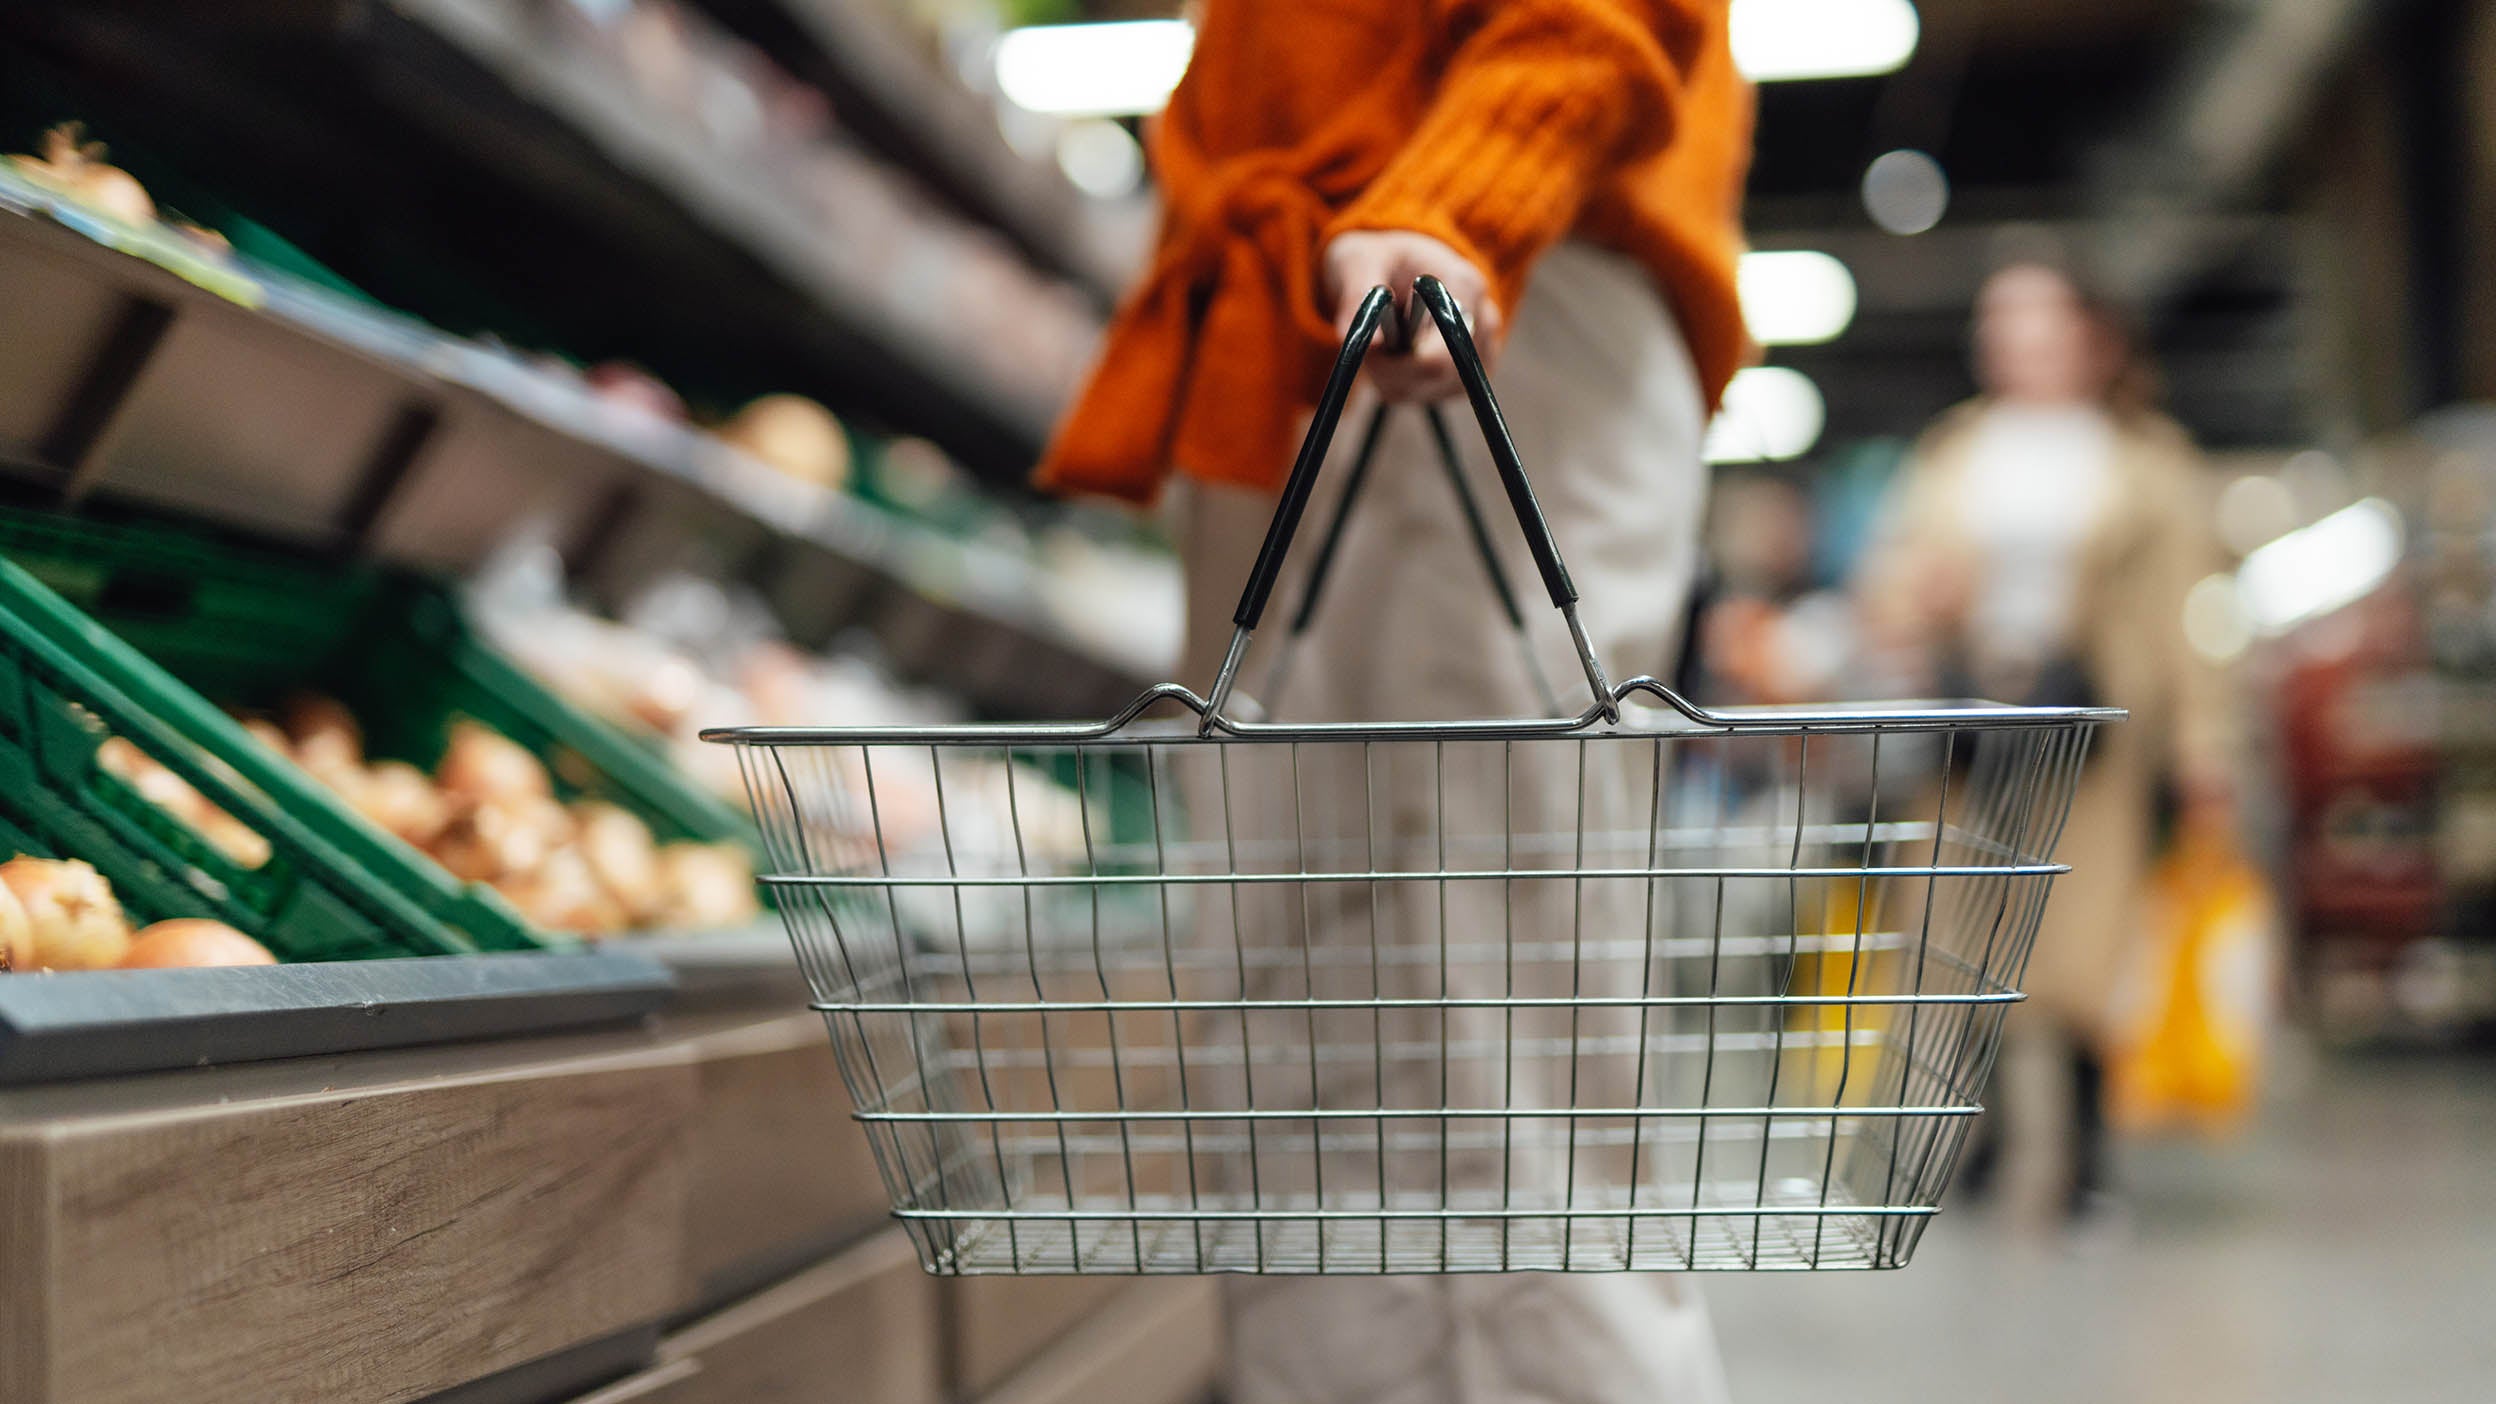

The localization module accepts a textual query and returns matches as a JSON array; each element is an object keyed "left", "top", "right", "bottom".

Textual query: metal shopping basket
[{"left": 706, "top": 278, "right": 2120, "bottom": 1276}]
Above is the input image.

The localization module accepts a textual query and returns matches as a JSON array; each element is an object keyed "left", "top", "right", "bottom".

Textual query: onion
[
  {"left": 494, "top": 846, "right": 628, "bottom": 936},
  {"left": 624, "top": 656, "right": 704, "bottom": 735},
  {"left": 584, "top": 362, "right": 687, "bottom": 423},
  {"left": 0, "top": 880, "right": 30, "bottom": 972},
  {"left": 0, "top": 857, "right": 131, "bottom": 970},
  {"left": 283, "top": 693, "right": 364, "bottom": 778},
  {"left": 238, "top": 717, "right": 293, "bottom": 756},
  {"left": 96, "top": 736, "right": 201, "bottom": 813},
  {"left": 192, "top": 811, "right": 274, "bottom": 870},
  {"left": 121, "top": 919, "right": 275, "bottom": 968},
  {"left": 95, "top": 737, "right": 270, "bottom": 868},
  {"left": 429, "top": 794, "right": 572, "bottom": 882},
  {"left": 717, "top": 395, "right": 850, "bottom": 489},
  {"left": 435, "top": 720, "right": 551, "bottom": 802},
  {"left": 9, "top": 124, "right": 156, "bottom": 225},
  {"left": 352, "top": 760, "right": 451, "bottom": 848},
  {"left": 173, "top": 220, "right": 231, "bottom": 256},
  {"left": 572, "top": 801, "right": 662, "bottom": 923},
  {"left": 650, "top": 842, "right": 761, "bottom": 927}
]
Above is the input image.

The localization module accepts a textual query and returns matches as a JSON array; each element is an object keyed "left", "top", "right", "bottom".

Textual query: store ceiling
[{"left": 1745, "top": 0, "right": 2326, "bottom": 453}]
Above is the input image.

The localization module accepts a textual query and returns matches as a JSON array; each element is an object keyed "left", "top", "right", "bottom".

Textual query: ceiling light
[
  {"left": 1732, "top": 0, "right": 1920, "bottom": 82},
  {"left": 994, "top": 20, "right": 1196, "bottom": 118},
  {"left": 1862, "top": 149, "right": 1948, "bottom": 234},
  {"left": 2237, "top": 497, "right": 2403, "bottom": 635},
  {"left": 1704, "top": 367, "right": 1827, "bottom": 463},
  {"left": 1056, "top": 118, "right": 1145, "bottom": 198},
  {"left": 1739, "top": 250, "right": 1857, "bottom": 345}
]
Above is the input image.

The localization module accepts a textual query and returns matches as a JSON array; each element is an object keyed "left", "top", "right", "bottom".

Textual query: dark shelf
[
  {"left": 685, "top": 0, "right": 1140, "bottom": 303},
  {"left": 0, "top": 170, "right": 1156, "bottom": 718},
  {"left": 0, "top": 0, "right": 1087, "bottom": 485}
]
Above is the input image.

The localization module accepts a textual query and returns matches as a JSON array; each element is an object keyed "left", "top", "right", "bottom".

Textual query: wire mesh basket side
[{"left": 730, "top": 713, "right": 2096, "bottom": 1276}]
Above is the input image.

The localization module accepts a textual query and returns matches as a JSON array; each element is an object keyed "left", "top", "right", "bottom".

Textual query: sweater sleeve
[{"left": 1324, "top": 0, "right": 1710, "bottom": 317}]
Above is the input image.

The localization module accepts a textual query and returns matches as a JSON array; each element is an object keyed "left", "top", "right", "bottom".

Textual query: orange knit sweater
[{"left": 1035, "top": 0, "right": 1753, "bottom": 504}]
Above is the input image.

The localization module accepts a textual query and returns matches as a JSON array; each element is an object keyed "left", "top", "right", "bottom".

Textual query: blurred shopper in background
[
  {"left": 1037, "top": 3, "right": 1754, "bottom": 1401},
  {"left": 1858, "top": 259, "right": 2237, "bottom": 1231}
]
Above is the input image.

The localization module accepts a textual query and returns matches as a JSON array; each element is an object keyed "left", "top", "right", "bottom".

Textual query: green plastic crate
[
  {"left": 0, "top": 505, "right": 761, "bottom": 958},
  {"left": 0, "top": 556, "right": 499, "bottom": 960}
]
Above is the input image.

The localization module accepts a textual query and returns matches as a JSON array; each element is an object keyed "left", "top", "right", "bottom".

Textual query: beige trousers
[{"left": 1174, "top": 244, "right": 1727, "bottom": 1404}]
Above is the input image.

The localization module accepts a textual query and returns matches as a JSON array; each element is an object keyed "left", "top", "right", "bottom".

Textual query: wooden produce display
[
  {"left": 0, "top": 1027, "right": 699, "bottom": 1404},
  {"left": 0, "top": 999, "right": 1224, "bottom": 1404},
  {"left": 674, "top": 1012, "right": 892, "bottom": 1309},
  {"left": 649, "top": 1231, "right": 941, "bottom": 1404},
  {"left": 941, "top": 1275, "right": 1135, "bottom": 1401}
]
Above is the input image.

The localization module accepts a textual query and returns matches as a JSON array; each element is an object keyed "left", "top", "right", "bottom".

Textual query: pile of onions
[
  {"left": 716, "top": 394, "right": 850, "bottom": 489},
  {"left": 0, "top": 856, "right": 134, "bottom": 970},
  {"left": 247, "top": 699, "right": 759, "bottom": 937},
  {"left": 0, "top": 858, "right": 275, "bottom": 972}
]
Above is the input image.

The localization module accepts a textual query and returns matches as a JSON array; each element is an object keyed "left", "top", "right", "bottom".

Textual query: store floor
[{"left": 1705, "top": 1045, "right": 2496, "bottom": 1403}]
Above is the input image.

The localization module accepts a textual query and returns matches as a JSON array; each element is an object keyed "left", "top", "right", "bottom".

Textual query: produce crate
[
  {"left": 0, "top": 553, "right": 502, "bottom": 960},
  {"left": 0, "top": 504, "right": 762, "bottom": 957}
]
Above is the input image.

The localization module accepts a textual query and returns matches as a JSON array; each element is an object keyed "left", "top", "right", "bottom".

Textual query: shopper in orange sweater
[
  {"left": 1043, "top": 6, "right": 1752, "bottom": 1402},
  {"left": 1038, "top": 0, "right": 1751, "bottom": 502}
]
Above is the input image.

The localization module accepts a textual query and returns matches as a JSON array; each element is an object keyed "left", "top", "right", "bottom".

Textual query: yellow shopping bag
[{"left": 2109, "top": 825, "right": 2279, "bottom": 1134}]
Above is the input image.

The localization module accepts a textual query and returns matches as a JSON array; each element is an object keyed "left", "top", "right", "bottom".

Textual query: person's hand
[{"left": 1321, "top": 230, "right": 1504, "bottom": 403}]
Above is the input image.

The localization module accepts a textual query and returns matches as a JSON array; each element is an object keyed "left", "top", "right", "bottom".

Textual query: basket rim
[{"left": 700, "top": 676, "right": 2127, "bottom": 747}]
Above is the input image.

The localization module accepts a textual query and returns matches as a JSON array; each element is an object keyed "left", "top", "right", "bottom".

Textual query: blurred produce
[
  {"left": 0, "top": 857, "right": 130, "bottom": 971},
  {"left": 0, "top": 863, "right": 277, "bottom": 972},
  {"left": 121, "top": 919, "right": 276, "bottom": 969},
  {"left": 93, "top": 736, "right": 273, "bottom": 869},
  {"left": 1031, "top": 524, "right": 1183, "bottom": 679},
  {"left": 584, "top": 361, "right": 691, "bottom": 424},
  {"left": 718, "top": 393, "right": 852, "bottom": 489},
  {"left": 463, "top": 541, "right": 971, "bottom": 805},
  {"left": 0, "top": 881, "right": 30, "bottom": 973},
  {"left": 650, "top": 842, "right": 767, "bottom": 928},
  {"left": 239, "top": 698, "right": 760, "bottom": 937},
  {"left": 436, "top": 719, "right": 554, "bottom": 804},
  {"left": 7, "top": 122, "right": 154, "bottom": 225}
]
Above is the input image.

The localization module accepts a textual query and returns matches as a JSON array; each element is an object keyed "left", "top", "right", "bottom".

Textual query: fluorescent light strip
[
  {"left": 997, "top": 2, "right": 1920, "bottom": 119},
  {"left": 995, "top": 20, "right": 1196, "bottom": 117},
  {"left": 2236, "top": 497, "right": 2404, "bottom": 634},
  {"left": 1704, "top": 367, "right": 1827, "bottom": 463},
  {"left": 1733, "top": 0, "right": 1921, "bottom": 82}
]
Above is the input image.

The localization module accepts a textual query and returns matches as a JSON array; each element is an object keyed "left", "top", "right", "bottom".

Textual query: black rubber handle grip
[
  {"left": 1285, "top": 404, "right": 1394, "bottom": 636},
  {"left": 1231, "top": 285, "right": 1394, "bottom": 629},
  {"left": 1412, "top": 275, "right": 1577, "bottom": 609}
]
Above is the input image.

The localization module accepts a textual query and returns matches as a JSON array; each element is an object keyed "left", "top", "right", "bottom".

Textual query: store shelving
[
  {"left": 684, "top": 0, "right": 1145, "bottom": 301},
  {"left": 0, "top": 169, "right": 1154, "bottom": 719},
  {"left": 383, "top": 0, "right": 1076, "bottom": 446},
  {"left": 0, "top": 0, "right": 1104, "bottom": 484}
]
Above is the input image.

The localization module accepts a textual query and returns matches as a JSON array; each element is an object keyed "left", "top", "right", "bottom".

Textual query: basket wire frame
[{"left": 708, "top": 281, "right": 2116, "bottom": 1275}]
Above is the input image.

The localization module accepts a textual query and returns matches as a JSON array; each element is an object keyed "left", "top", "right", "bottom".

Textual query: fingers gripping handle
[{"left": 1203, "top": 278, "right": 1612, "bottom": 731}]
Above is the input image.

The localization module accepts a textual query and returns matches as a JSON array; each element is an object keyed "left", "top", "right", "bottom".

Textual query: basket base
[{"left": 899, "top": 1183, "right": 1917, "bottom": 1275}]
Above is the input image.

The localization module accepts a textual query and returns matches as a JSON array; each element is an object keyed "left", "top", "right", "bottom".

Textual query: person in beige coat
[{"left": 1858, "top": 259, "right": 2236, "bottom": 1229}]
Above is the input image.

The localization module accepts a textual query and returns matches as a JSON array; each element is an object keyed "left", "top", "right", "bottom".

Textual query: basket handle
[{"left": 1201, "top": 276, "right": 1614, "bottom": 731}]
